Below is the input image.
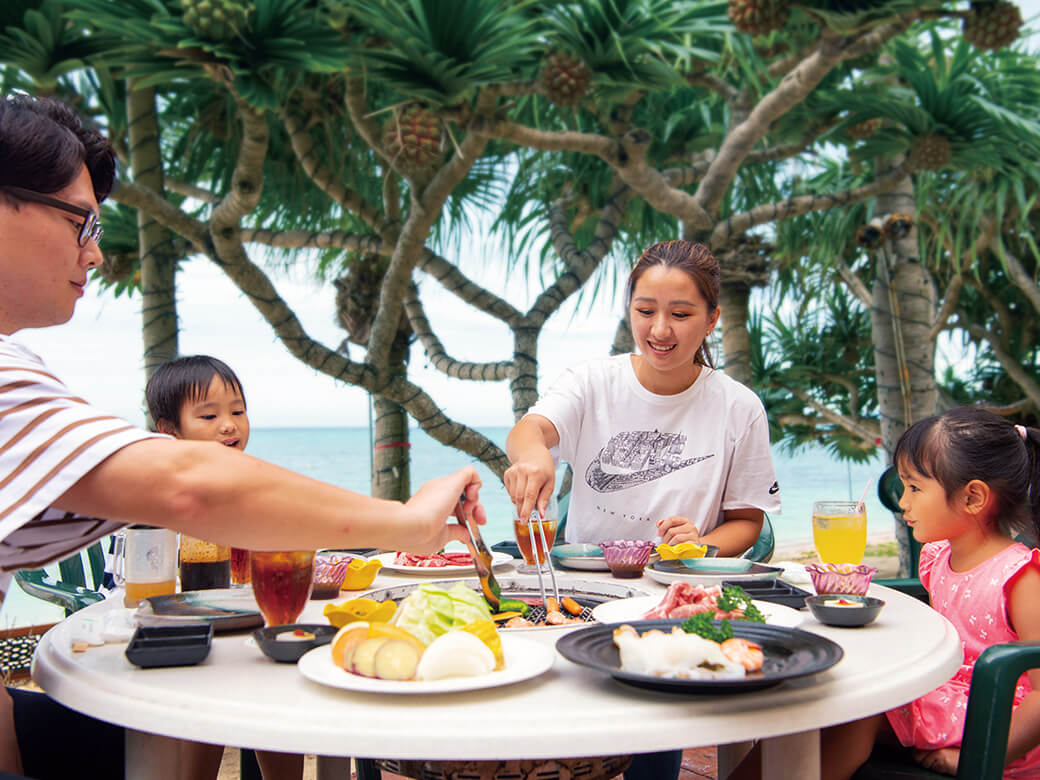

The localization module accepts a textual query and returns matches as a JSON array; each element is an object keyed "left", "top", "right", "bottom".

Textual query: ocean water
[
  {"left": 0, "top": 426, "right": 894, "bottom": 628},
  {"left": 244, "top": 426, "right": 894, "bottom": 546}
]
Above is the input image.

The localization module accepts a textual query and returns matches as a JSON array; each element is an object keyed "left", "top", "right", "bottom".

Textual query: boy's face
[{"left": 170, "top": 374, "right": 249, "bottom": 450}]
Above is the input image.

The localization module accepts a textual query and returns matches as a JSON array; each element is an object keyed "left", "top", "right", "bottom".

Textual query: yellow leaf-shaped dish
[
  {"left": 656, "top": 542, "right": 709, "bottom": 561},
  {"left": 339, "top": 558, "right": 382, "bottom": 590},
  {"left": 323, "top": 597, "right": 397, "bottom": 628}
]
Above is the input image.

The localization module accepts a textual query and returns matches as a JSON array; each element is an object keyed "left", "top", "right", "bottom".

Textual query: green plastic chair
[{"left": 14, "top": 541, "right": 108, "bottom": 617}]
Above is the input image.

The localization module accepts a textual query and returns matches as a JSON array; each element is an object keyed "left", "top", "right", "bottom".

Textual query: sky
[
  {"left": 14, "top": 2, "right": 1040, "bottom": 431},
  {"left": 17, "top": 240, "right": 630, "bottom": 430}
]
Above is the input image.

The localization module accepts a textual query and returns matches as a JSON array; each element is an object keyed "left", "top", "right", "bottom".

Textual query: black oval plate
[{"left": 555, "top": 619, "right": 843, "bottom": 694}]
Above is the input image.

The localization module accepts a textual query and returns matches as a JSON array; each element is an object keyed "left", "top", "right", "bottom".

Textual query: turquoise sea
[{"left": 0, "top": 426, "right": 894, "bottom": 628}]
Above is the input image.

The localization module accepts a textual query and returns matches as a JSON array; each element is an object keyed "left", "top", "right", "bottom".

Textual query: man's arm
[{"left": 56, "top": 438, "right": 481, "bottom": 554}]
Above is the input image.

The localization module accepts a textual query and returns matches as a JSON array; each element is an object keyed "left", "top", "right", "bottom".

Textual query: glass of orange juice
[{"left": 812, "top": 501, "right": 867, "bottom": 564}]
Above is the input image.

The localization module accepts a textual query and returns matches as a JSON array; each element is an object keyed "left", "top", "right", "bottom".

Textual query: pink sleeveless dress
[{"left": 886, "top": 540, "right": 1040, "bottom": 778}]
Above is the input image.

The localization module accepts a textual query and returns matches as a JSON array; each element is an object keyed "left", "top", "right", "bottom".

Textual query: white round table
[{"left": 32, "top": 563, "right": 961, "bottom": 780}]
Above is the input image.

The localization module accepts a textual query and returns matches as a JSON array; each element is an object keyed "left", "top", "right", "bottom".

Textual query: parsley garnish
[{"left": 680, "top": 611, "right": 734, "bottom": 643}]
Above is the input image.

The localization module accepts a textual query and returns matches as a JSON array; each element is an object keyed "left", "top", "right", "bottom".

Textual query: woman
[
  {"left": 505, "top": 239, "right": 780, "bottom": 556},
  {"left": 505, "top": 239, "right": 781, "bottom": 780}
]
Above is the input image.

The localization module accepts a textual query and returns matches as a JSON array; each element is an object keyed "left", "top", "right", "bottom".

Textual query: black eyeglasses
[{"left": 1, "top": 185, "right": 103, "bottom": 247}]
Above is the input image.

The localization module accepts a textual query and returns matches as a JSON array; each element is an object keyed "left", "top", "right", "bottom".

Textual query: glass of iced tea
[
  {"left": 179, "top": 535, "right": 231, "bottom": 591},
  {"left": 513, "top": 494, "right": 559, "bottom": 574},
  {"left": 250, "top": 551, "right": 315, "bottom": 626},
  {"left": 230, "top": 547, "right": 251, "bottom": 586}
]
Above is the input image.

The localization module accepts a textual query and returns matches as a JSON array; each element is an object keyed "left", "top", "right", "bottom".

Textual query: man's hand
[{"left": 403, "top": 466, "right": 486, "bottom": 554}]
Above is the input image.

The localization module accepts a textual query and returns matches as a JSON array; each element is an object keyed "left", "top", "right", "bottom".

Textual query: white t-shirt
[
  {"left": 0, "top": 336, "right": 160, "bottom": 599},
  {"left": 526, "top": 355, "right": 781, "bottom": 544}
]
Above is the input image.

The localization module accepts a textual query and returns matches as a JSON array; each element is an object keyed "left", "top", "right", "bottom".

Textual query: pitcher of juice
[
  {"left": 113, "top": 525, "right": 177, "bottom": 607},
  {"left": 812, "top": 501, "right": 867, "bottom": 564}
]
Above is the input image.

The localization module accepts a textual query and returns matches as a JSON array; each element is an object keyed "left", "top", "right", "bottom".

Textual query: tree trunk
[
  {"left": 127, "top": 84, "right": 178, "bottom": 402},
  {"left": 719, "top": 279, "right": 752, "bottom": 386},
  {"left": 870, "top": 175, "right": 938, "bottom": 575},
  {"left": 511, "top": 327, "right": 540, "bottom": 422},
  {"left": 370, "top": 319, "right": 412, "bottom": 501}
]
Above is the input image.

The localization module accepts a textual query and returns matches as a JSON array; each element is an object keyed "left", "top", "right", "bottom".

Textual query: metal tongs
[
  {"left": 526, "top": 508, "right": 560, "bottom": 612},
  {"left": 456, "top": 493, "right": 501, "bottom": 612}
]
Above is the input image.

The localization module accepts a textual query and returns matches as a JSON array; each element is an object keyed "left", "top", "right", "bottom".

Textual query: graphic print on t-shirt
[{"left": 585, "top": 429, "right": 714, "bottom": 493}]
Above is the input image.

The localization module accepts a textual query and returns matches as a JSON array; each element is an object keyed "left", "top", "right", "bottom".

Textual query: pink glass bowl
[
  {"left": 599, "top": 540, "right": 655, "bottom": 578},
  {"left": 805, "top": 563, "right": 878, "bottom": 596},
  {"left": 310, "top": 555, "right": 353, "bottom": 599}
]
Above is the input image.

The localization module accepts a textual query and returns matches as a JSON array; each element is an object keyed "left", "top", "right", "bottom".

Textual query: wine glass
[
  {"left": 513, "top": 494, "right": 559, "bottom": 575},
  {"left": 812, "top": 501, "right": 867, "bottom": 564},
  {"left": 250, "top": 551, "right": 315, "bottom": 626}
]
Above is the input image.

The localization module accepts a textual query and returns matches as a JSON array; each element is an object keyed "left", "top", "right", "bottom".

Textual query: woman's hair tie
[{"left": 1016, "top": 424, "right": 1027, "bottom": 441}]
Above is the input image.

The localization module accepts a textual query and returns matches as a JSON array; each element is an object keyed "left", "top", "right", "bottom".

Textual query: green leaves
[
  {"left": 345, "top": 0, "right": 542, "bottom": 105},
  {"left": 543, "top": 0, "right": 730, "bottom": 92}
]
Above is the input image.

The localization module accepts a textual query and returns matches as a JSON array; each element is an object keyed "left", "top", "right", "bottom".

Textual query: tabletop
[{"left": 32, "top": 560, "right": 961, "bottom": 779}]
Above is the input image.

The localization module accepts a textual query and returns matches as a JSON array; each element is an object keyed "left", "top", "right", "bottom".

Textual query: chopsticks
[{"left": 527, "top": 509, "right": 560, "bottom": 609}]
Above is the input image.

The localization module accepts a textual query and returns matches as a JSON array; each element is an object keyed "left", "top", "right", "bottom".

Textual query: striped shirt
[{"left": 0, "top": 336, "right": 160, "bottom": 601}]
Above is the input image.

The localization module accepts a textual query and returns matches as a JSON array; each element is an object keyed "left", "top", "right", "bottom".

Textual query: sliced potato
[
  {"left": 350, "top": 637, "right": 389, "bottom": 677},
  {"left": 373, "top": 639, "right": 422, "bottom": 681}
]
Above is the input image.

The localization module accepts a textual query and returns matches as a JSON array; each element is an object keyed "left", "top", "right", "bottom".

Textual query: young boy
[{"left": 146, "top": 355, "right": 302, "bottom": 780}]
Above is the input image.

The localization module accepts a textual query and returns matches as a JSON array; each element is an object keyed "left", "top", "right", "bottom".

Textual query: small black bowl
[
  {"left": 806, "top": 594, "right": 885, "bottom": 627},
  {"left": 253, "top": 624, "right": 337, "bottom": 663}
]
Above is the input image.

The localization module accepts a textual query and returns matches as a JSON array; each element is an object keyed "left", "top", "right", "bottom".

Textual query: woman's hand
[
  {"left": 403, "top": 466, "right": 486, "bottom": 553},
  {"left": 656, "top": 516, "right": 702, "bottom": 545},
  {"left": 504, "top": 457, "right": 555, "bottom": 523}
]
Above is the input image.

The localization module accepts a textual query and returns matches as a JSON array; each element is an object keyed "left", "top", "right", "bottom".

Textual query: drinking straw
[{"left": 856, "top": 478, "right": 873, "bottom": 512}]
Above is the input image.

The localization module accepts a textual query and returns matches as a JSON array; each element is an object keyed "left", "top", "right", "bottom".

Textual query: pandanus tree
[{"left": 4, "top": 0, "right": 1039, "bottom": 527}]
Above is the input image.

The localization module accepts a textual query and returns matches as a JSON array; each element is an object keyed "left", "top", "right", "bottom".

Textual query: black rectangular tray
[
  {"left": 725, "top": 579, "right": 811, "bottom": 610},
  {"left": 125, "top": 624, "right": 213, "bottom": 668}
]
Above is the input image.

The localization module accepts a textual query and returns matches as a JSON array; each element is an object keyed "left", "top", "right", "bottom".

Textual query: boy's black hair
[
  {"left": 145, "top": 355, "right": 246, "bottom": 432},
  {"left": 0, "top": 94, "right": 115, "bottom": 204},
  {"left": 894, "top": 405, "right": 1040, "bottom": 541}
]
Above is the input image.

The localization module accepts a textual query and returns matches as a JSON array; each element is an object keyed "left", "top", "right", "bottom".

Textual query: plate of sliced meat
[
  {"left": 373, "top": 550, "right": 516, "bottom": 574},
  {"left": 591, "top": 583, "right": 804, "bottom": 628}
]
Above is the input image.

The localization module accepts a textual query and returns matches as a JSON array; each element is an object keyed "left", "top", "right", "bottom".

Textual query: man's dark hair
[
  {"left": 0, "top": 94, "right": 115, "bottom": 203},
  {"left": 145, "top": 355, "right": 247, "bottom": 433}
]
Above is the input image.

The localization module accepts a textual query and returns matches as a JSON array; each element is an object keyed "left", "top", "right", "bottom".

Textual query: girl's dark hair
[
  {"left": 893, "top": 406, "right": 1040, "bottom": 541},
  {"left": 145, "top": 356, "right": 246, "bottom": 432},
  {"left": 0, "top": 94, "right": 115, "bottom": 203},
  {"left": 625, "top": 240, "right": 720, "bottom": 368}
]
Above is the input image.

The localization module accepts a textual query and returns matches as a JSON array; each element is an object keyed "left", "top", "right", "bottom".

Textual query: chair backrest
[
  {"left": 14, "top": 540, "right": 109, "bottom": 617},
  {"left": 878, "top": 466, "right": 922, "bottom": 579},
  {"left": 743, "top": 514, "right": 774, "bottom": 563}
]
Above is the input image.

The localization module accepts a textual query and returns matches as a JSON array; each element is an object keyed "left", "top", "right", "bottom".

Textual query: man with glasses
[{"left": 0, "top": 94, "right": 487, "bottom": 778}]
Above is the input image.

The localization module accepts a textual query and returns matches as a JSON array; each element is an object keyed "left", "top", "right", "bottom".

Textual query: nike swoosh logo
[
  {"left": 585, "top": 453, "right": 715, "bottom": 493},
  {"left": 769, "top": 482, "right": 779, "bottom": 495}
]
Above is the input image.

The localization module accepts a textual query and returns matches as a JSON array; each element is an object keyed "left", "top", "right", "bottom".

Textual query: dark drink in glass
[
  {"left": 179, "top": 535, "right": 231, "bottom": 591},
  {"left": 250, "top": 551, "right": 315, "bottom": 626},
  {"left": 230, "top": 548, "right": 251, "bottom": 585}
]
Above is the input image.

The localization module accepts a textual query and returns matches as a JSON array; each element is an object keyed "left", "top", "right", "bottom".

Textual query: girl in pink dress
[{"left": 732, "top": 406, "right": 1040, "bottom": 780}]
